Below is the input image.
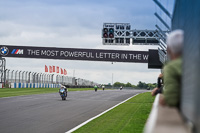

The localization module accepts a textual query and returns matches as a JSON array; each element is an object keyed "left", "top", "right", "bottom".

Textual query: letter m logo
[{"left": 11, "top": 49, "right": 24, "bottom": 54}]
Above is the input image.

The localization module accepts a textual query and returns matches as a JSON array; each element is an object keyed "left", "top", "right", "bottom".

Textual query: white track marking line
[{"left": 65, "top": 93, "right": 141, "bottom": 133}]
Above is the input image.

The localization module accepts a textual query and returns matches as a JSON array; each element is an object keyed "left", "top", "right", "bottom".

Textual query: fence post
[
  {"left": 7, "top": 69, "right": 10, "bottom": 84},
  {"left": 18, "top": 71, "right": 22, "bottom": 83},
  {"left": 15, "top": 70, "right": 18, "bottom": 83},
  {"left": 11, "top": 70, "right": 14, "bottom": 83},
  {"left": 22, "top": 71, "right": 25, "bottom": 88}
]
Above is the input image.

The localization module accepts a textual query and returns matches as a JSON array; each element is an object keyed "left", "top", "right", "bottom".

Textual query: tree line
[{"left": 113, "top": 81, "right": 157, "bottom": 89}]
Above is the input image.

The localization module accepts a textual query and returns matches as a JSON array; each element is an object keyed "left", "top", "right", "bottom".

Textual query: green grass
[
  {"left": 74, "top": 92, "right": 155, "bottom": 133},
  {"left": 0, "top": 87, "right": 95, "bottom": 98}
]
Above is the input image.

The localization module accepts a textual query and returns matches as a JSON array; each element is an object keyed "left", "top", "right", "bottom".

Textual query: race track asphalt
[{"left": 0, "top": 89, "right": 147, "bottom": 133}]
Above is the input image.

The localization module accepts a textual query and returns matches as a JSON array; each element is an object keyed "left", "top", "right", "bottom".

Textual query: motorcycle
[
  {"left": 102, "top": 86, "right": 105, "bottom": 91},
  {"left": 59, "top": 87, "right": 68, "bottom": 100},
  {"left": 94, "top": 85, "right": 98, "bottom": 92},
  {"left": 120, "top": 86, "right": 123, "bottom": 90}
]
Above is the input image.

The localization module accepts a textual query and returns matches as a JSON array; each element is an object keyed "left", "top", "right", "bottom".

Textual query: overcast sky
[{"left": 0, "top": 0, "right": 174, "bottom": 85}]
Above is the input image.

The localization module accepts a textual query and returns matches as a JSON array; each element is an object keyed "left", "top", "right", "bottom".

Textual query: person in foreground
[{"left": 159, "top": 29, "right": 183, "bottom": 108}]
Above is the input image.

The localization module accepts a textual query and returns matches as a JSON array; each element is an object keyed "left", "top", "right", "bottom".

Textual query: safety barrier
[
  {"left": 144, "top": 94, "right": 191, "bottom": 133},
  {"left": 11, "top": 83, "right": 59, "bottom": 88}
]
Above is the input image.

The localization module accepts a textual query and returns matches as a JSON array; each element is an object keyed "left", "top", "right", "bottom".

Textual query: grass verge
[
  {"left": 73, "top": 92, "right": 155, "bottom": 133},
  {"left": 0, "top": 87, "right": 95, "bottom": 98}
]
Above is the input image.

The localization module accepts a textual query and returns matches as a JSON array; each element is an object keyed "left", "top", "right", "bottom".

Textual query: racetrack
[{"left": 0, "top": 89, "right": 147, "bottom": 133}]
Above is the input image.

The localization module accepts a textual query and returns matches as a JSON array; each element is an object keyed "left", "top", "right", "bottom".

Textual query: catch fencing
[{"left": 0, "top": 69, "right": 98, "bottom": 88}]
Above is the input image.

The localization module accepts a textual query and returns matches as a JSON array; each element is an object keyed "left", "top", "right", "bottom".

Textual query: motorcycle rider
[
  {"left": 120, "top": 86, "right": 123, "bottom": 90},
  {"left": 59, "top": 85, "right": 67, "bottom": 98},
  {"left": 94, "top": 85, "right": 98, "bottom": 92},
  {"left": 102, "top": 85, "right": 105, "bottom": 91}
]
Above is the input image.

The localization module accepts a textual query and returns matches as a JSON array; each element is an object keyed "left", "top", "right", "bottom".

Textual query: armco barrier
[
  {"left": 27, "top": 83, "right": 30, "bottom": 88},
  {"left": 18, "top": 83, "right": 21, "bottom": 88},
  {"left": 1, "top": 82, "right": 68, "bottom": 89},
  {"left": 33, "top": 83, "right": 35, "bottom": 88},
  {"left": 22, "top": 83, "right": 25, "bottom": 88},
  {"left": 14, "top": 83, "right": 17, "bottom": 88},
  {"left": 36, "top": 83, "right": 38, "bottom": 88},
  {"left": 11, "top": 83, "right": 14, "bottom": 88}
]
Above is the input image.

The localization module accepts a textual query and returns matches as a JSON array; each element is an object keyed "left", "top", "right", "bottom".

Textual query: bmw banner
[{"left": 0, "top": 45, "right": 149, "bottom": 63}]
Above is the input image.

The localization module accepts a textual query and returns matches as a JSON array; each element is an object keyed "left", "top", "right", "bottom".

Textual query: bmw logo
[{"left": 0, "top": 46, "right": 9, "bottom": 56}]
